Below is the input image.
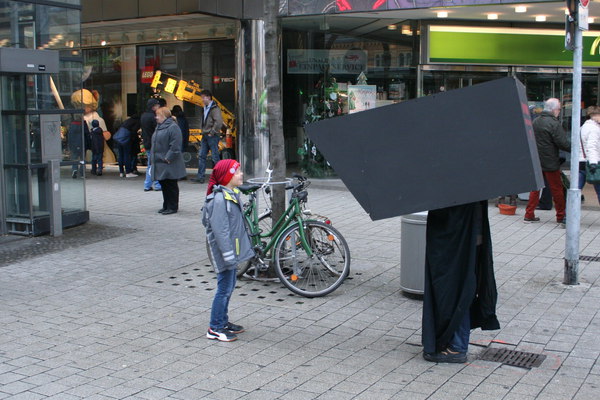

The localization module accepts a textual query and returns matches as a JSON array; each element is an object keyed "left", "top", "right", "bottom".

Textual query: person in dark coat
[
  {"left": 422, "top": 201, "right": 500, "bottom": 363},
  {"left": 116, "top": 115, "right": 141, "bottom": 178},
  {"left": 141, "top": 98, "right": 162, "bottom": 191},
  {"left": 90, "top": 119, "right": 105, "bottom": 176},
  {"left": 171, "top": 105, "right": 190, "bottom": 152},
  {"left": 525, "top": 98, "right": 571, "bottom": 224},
  {"left": 127, "top": 114, "right": 141, "bottom": 175},
  {"left": 151, "top": 107, "right": 186, "bottom": 215}
]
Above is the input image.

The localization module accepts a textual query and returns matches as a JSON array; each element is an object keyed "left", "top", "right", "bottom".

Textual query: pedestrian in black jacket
[
  {"left": 116, "top": 115, "right": 141, "bottom": 178},
  {"left": 171, "top": 105, "right": 190, "bottom": 152},
  {"left": 90, "top": 119, "right": 104, "bottom": 175}
]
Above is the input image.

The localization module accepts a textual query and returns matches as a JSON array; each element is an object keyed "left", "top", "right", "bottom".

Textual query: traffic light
[{"left": 565, "top": 0, "right": 577, "bottom": 50}]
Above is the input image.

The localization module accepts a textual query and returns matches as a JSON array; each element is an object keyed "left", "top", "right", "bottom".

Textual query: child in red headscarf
[{"left": 202, "top": 160, "right": 254, "bottom": 342}]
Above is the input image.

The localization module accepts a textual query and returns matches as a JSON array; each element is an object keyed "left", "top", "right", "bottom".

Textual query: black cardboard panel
[{"left": 305, "top": 77, "right": 543, "bottom": 220}]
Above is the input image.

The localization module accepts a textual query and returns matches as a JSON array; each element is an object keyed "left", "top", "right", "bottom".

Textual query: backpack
[{"left": 113, "top": 126, "right": 131, "bottom": 145}]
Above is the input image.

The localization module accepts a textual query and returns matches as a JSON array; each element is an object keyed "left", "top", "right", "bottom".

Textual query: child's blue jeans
[{"left": 210, "top": 268, "right": 237, "bottom": 330}]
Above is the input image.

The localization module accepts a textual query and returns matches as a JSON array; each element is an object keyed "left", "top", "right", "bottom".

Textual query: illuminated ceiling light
[
  {"left": 401, "top": 25, "right": 412, "bottom": 35},
  {"left": 387, "top": 24, "right": 397, "bottom": 30},
  {"left": 100, "top": 39, "right": 107, "bottom": 46},
  {"left": 515, "top": 6, "right": 527, "bottom": 13},
  {"left": 487, "top": 13, "right": 498, "bottom": 20},
  {"left": 437, "top": 11, "right": 448, "bottom": 18},
  {"left": 589, "top": 17, "right": 596, "bottom": 24},
  {"left": 565, "top": 8, "right": 570, "bottom": 15},
  {"left": 535, "top": 15, "right": 546, "bottom": 22}
]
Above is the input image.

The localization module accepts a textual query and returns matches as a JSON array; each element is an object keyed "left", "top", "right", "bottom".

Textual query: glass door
[{"left": 421, "top": 69, "right": 510, "bottom": 96}]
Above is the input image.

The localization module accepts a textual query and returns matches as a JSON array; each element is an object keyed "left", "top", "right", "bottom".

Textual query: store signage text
[
  {"left": 213, "top": 76, "right": 235, "bottom": 84},
  {"left": 141, "top": 66, "right": 154, "bottom": 83},
  {"left": 287, "top": 49, "right": 368, "bottom": 74}
]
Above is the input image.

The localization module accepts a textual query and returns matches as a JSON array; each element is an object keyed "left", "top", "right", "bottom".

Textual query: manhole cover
[
  {"left": 580, "top": 255, "right": 600, "bottom": 262},
  {"left": 478, "top": 348, "right": 546, "bottom": 369}
]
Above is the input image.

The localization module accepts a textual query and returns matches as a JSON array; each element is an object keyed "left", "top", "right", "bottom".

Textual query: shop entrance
[
  {"left": 515, "top": 69, "right": 600, "bottom": 130},
  {"left": 422, "top": 66, "right": 600, "bottom": 130},
  {"left": 421, "top": 67, "right": 509, "bottom": 96}
]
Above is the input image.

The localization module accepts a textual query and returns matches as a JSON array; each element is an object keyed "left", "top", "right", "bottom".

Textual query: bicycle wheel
[
  {"left": 205, "top": 237, "right": 252, "bottom": 277},
  {"left": 273, "top": 220, "right": 351, "bottom": 297}
]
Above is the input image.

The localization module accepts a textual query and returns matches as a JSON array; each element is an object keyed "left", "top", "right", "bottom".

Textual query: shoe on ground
[
  {"left": 226, "top": 322, "right": 245, "bottom": 334},
  {"left": 120, "top": 173, "right": 125, "bottom": 178},
  {"left": 157, "top": 208, "right": 166, "bottom": 214},
  {"left": 72, "top": 171, "right": 77, "bottom": 179},
  {"left": 423, "top": 349, "right": 467, "bottom": 364},
  {"left": 144, "top": 187, "right": 153, "bottom": 192},
  {"left": 154, "top": 187, "right": 162, "bottom": 191},
  {"left": 524, "top": 217, "right": 540, "bottom": 222},
  {"left": 207, "top": 327, "right": 237, "bottom": 342},
  {"left": 191, "top": 178, "right": 205, "bottom": 183},
  {"left": 161, "top": 209, "right": 177, "bottom": 215},
  {"left": 125, "top": 173, "right": 137, "bottom": 178},
  {"left": 90, "top": 170, "right": 97, "bottom": 176},
  {"left": 558, "top": 219, "right": 566, "bottom": 227},
  {"left": 97, "top": 171, "right": 102, "bottom": 176}
]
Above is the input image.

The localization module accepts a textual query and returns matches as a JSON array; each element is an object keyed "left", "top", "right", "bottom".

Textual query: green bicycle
[{"left": 207, "top": 170, "right": 351, "bottom": 298}]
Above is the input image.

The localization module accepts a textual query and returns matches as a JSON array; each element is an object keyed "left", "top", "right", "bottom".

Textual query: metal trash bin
[{"left": 400, "top": 211, "right": 428, "bottom": 296}]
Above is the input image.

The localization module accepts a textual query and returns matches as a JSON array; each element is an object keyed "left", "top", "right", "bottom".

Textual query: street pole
[{"left": 564, "top": 3, "right": 583, "bottom": 285}]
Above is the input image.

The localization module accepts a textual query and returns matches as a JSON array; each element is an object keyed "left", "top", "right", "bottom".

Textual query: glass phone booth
[{"left": 0, "top": 48, "right": 88, "bottom": 236}]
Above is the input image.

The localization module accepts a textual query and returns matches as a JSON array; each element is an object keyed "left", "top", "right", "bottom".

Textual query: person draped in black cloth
[{"left": 422, "top": 201, "right": 500, "bottom": 363}]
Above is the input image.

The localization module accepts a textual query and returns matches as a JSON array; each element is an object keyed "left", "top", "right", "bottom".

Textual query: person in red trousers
[{"left": 525, "top": 98, "right": 571, "bottom": 225}]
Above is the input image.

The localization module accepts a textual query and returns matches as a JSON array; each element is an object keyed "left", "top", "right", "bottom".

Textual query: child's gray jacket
[{"left": 202, "top": 185, "right": 254, "bottom": 273}]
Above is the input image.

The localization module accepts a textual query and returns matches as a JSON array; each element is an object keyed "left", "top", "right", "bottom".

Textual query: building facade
[{"left": 3, "top": 1, "right": 597, "bottom": 236}]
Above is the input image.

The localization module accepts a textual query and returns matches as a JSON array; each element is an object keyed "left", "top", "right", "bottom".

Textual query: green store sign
[{"left": 429, "top": 26, "right": 600, "bottom": 67}]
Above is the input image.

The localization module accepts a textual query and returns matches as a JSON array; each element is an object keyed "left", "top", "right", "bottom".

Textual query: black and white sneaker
[
  {"left": 226, "top": 322, "right": 245, "bottom": 334},
  {"left": 207, "top": 327, "right": 237, "bottom": 342}
]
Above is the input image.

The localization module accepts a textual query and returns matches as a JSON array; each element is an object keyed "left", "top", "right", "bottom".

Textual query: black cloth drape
[{"left": 422, "top": 201, "right": 500, "bottom": 354}]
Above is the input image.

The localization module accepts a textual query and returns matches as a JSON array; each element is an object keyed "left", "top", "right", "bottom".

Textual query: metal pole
[
  {"left": 48, "top": 159, "right": 62, "bottom": 236},
  {"left": 564, "top": 23, "right": 582, "bottom": 285}
]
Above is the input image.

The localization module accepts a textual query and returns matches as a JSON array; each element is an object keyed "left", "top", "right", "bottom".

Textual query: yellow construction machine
[{"left": 150, "top": 70, "right": 235, "bottom": 160}]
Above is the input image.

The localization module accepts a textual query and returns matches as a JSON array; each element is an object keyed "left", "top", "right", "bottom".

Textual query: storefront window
[
  {"left": 282, "top": 20, "right": 418, "bottom": 175},
  {"left": 82, "top": 40, "right": 235, "bottom": 133}
]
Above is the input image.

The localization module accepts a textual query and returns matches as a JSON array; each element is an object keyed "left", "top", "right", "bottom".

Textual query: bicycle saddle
[{"left": 238, "top": 183, "right": 262, "bottom": 194}]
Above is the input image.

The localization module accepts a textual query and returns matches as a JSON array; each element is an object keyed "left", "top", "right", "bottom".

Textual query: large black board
[{"left": 305, "top": 77, "right": 543, "bottom": 221}]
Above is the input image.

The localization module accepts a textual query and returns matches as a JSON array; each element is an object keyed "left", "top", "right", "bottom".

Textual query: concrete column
[
  {"left": 121, "top": 45, "right": 137, "bottom": 119},
  {"left": 236, "top": 20, "right": 270, "bottom": 179}
]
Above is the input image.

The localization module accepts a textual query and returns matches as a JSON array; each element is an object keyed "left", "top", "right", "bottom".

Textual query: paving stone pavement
[{"left": 1, "top": 167, "right": 600, "bottom": 399}]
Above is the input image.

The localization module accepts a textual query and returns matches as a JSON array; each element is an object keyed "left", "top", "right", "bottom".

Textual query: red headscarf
[{"left": 207, "top": 159, "right": 240, "bottom": 195}]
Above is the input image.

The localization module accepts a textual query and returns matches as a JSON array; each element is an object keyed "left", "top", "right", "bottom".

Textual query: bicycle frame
[{"left": 244, "top": 194, "right": 313, "bottom": 258}]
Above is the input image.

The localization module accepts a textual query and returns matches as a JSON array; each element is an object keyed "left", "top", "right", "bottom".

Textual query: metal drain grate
[
  {"left": 580, "top": 255, "right": 600, "bottom": 262},
  {"left": 478, "top": 348, "right": 546, "bottom": 369}
]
